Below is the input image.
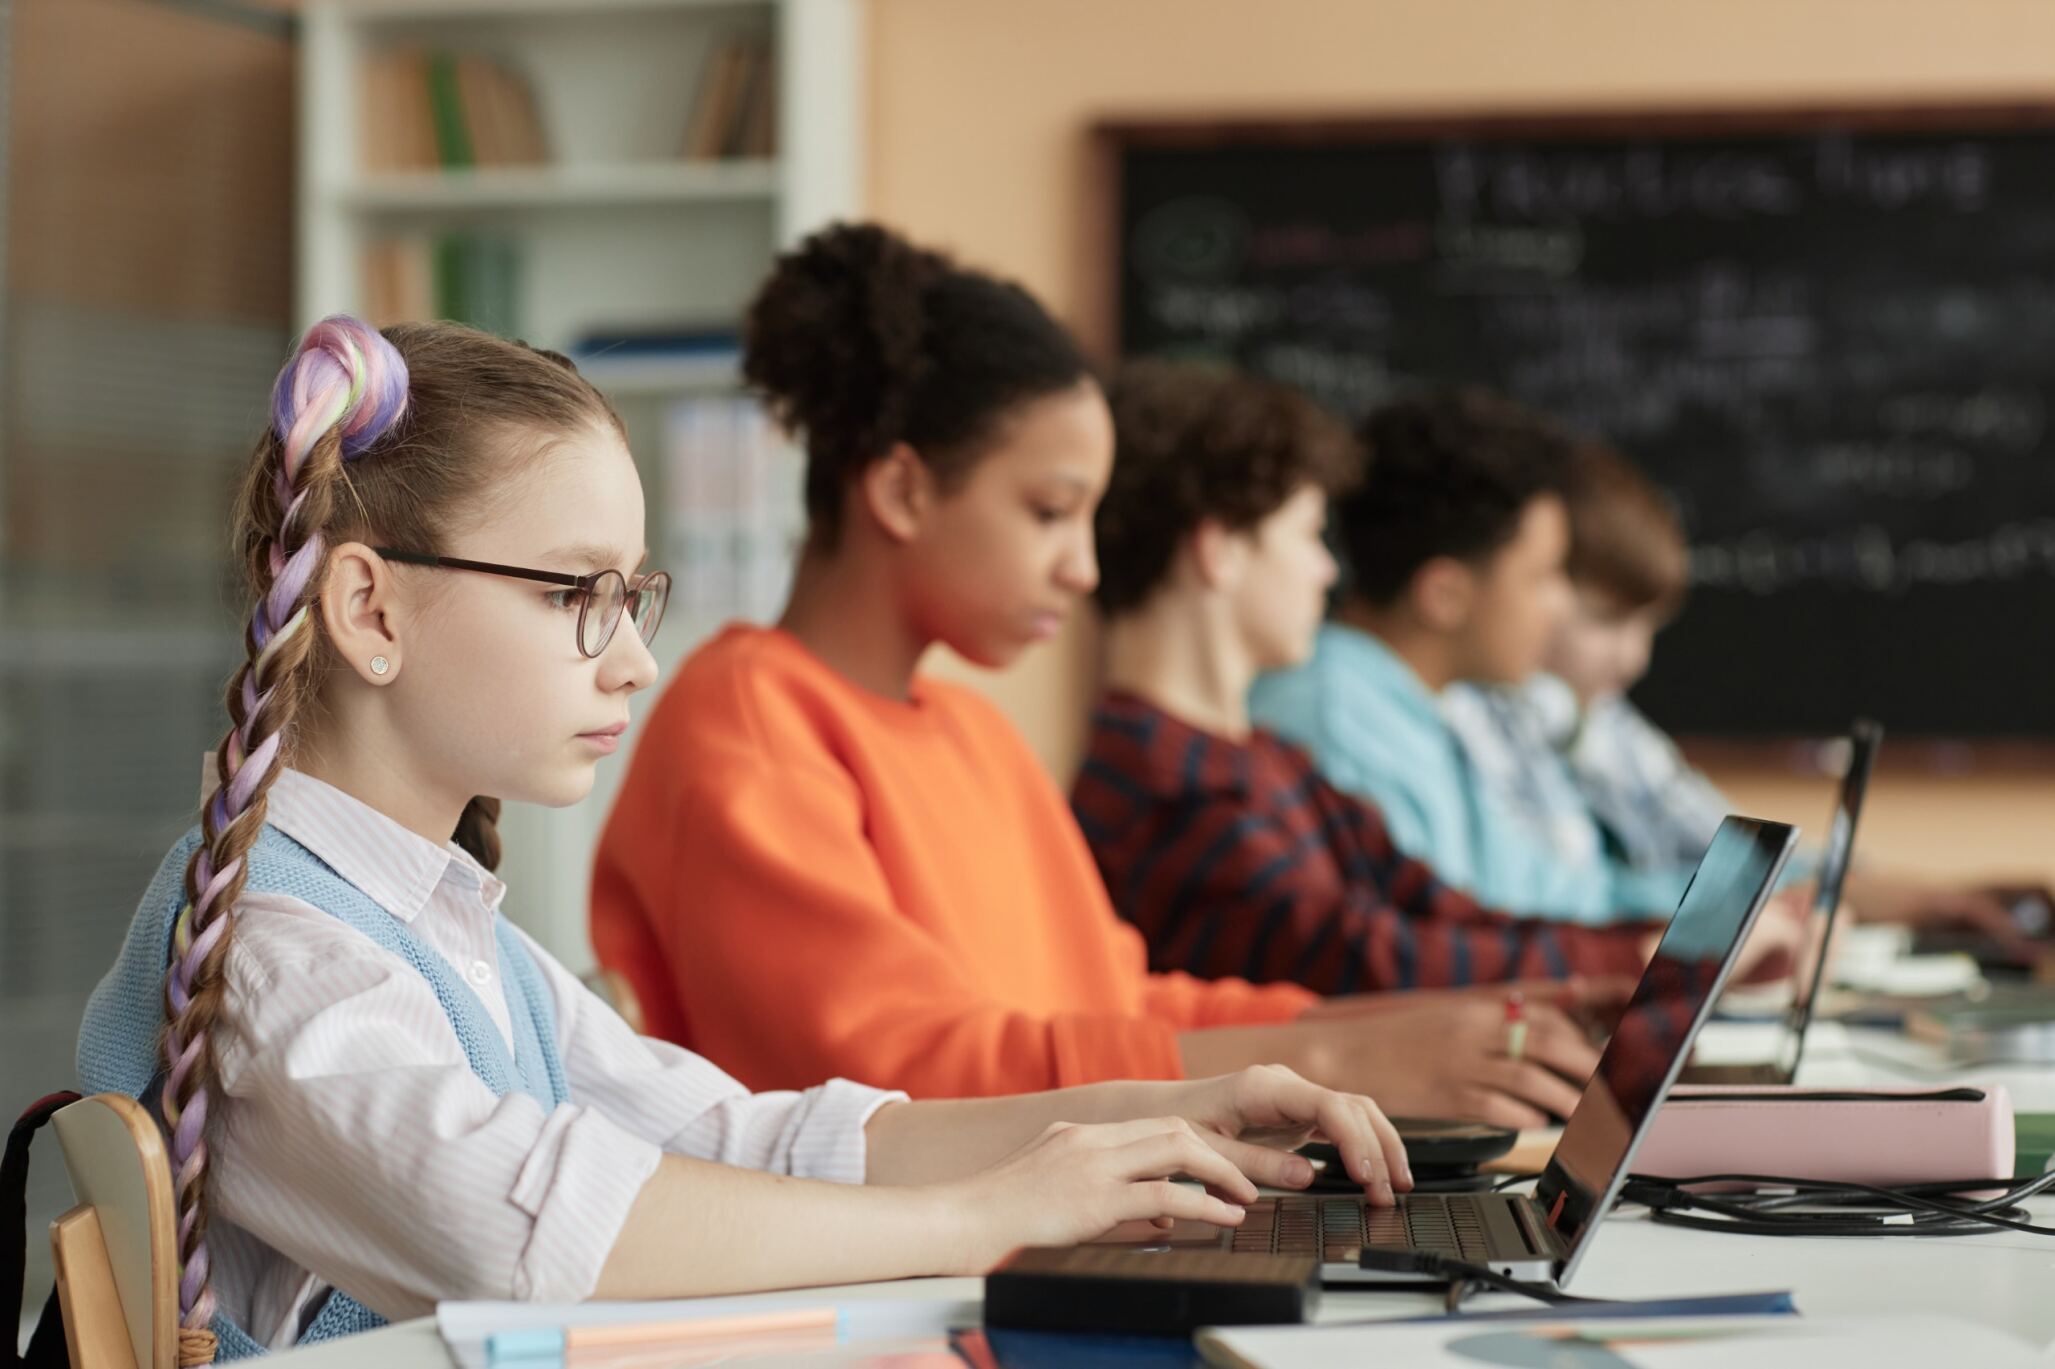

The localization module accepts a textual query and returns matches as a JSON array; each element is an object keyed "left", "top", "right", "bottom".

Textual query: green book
[
  {"left": 469, "top": 237, "right": 521, "bottom": 336},
  {"left": 2014, "top": 1112, "right": 2055, "bottom": 1176},
  {"left": 429, "top": 234, "right": 523, "bottom": 335},
  {"left": 433, "top": 234, "right": 470, "bottom": 325},
  {"left": 425, "top": 51, "right": 474, "bottom": 169}
]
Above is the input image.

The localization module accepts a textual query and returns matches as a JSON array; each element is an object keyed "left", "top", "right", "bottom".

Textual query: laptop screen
[
  {"left": 1780, "top": 720, "right": 1882, "bottom": 1074},
  {"left": 1534, "top": 816, "right": 1797, "bottom": 1285}
]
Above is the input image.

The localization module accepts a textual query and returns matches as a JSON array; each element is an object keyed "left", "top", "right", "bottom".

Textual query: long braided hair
[{"left": 161, "top": 317, "right": 620, "bottom": 1364}]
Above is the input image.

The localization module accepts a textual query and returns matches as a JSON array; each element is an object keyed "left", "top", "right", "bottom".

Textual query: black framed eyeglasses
[{"left": 374, "top": 548, "right": 670, "bottom": 659}]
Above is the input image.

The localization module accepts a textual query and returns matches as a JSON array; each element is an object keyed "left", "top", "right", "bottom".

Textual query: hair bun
[
  {"left": 271, "top": 315, "right": 410, "bottom": 462},
  {"left": 743, "top": 222, "right": 949, "bottom": 462}
]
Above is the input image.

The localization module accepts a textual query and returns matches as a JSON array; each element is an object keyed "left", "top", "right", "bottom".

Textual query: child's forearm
[
  {"left": 599, "top": 1104, "right": 1264, "bottom": 1295},
  {"left": 594, "top": 1154, "right": 975, "bottom": 1297},
  {"left": 860, "top": 1080, "right": 1194, "bottom": 1186}
]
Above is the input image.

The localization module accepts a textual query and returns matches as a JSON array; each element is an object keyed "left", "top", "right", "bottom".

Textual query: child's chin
[
  {"left": 521, "top": 767, "right": 600, "bottom": 809},
  {"left": 1271, "top": 632, "right": 1319, "bottom": 671},
  {"left": 953, "top": 633, "right": 1032, "bottom": 672}
]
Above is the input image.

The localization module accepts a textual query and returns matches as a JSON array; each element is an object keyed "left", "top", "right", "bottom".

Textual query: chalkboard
[{"left": 1108, "top": 111, "right": 2055, "bottom": 738}]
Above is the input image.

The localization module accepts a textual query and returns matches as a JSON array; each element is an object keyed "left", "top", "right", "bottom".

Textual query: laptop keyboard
[{"left": 1231, "top": 1194, "right": 1495, "bottom": 1263}]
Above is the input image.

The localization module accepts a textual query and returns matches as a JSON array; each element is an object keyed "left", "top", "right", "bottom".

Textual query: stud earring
[{"left": 370, "top": 656, "right": 391, "bottom": 676}]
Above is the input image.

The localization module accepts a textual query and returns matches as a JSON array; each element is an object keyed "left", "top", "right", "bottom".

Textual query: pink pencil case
[{"left": 1634, "top": 1084, "right": 2016, "bottom": 1189}]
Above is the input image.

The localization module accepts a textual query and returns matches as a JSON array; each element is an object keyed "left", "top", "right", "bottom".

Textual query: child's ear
[
  {"left": 1412, "top": 555, "right": 1477, "bottom": 634},
  {"left": 858, "top": 443, "right": 935, "bottom": 545},
  {"left": 321, "top": 542, "right": 405, "bottom": 684},
  {"left": 1189, "top": 517, "right": 1247, "bottom": 592}
]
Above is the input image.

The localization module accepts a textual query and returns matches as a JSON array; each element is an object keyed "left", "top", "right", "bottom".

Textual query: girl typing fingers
[
  {"left": 1173, "top": 1064, "right": 1412, "bottom": 1202},
  {"left": 938, "top": 1118, "right": 1252, "bottom": 1270}
]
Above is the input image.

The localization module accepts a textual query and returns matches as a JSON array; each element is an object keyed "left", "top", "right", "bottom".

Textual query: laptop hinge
[{"left": 1512, "top": 1195, "right": 1566, "bottom": 1260}]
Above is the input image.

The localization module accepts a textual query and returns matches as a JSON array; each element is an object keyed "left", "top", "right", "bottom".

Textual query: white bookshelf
[
  {"left": 339, "top": 160, "right": 781, "bottom": 211},
  {"left": 298, "top": 0, "right": 859, "bottom": 971},
  {"left": 300, "top": 0, "right": 861, "bottom": 340}
]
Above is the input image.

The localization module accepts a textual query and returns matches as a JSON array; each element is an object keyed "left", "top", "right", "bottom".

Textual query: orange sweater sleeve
[
  {"left": 654, "top": 751, "right": 1193, "bottom": 1097},
  {"left": 1142, "top": 969, "right": 1316, "bottom": 1032}
]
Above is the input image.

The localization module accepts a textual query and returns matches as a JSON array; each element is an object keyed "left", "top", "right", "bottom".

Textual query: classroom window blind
[{"left": 1, "top": 0, "right": 293, "bottom": 1337}]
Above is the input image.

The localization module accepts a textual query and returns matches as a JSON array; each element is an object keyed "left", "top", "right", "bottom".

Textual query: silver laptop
[
  {"left": 1681, "top": 720, "right": 1880, "bottom": 1086},
  {"left": 1206, "top": 815, "right": 1797, "bottom": 1286}
]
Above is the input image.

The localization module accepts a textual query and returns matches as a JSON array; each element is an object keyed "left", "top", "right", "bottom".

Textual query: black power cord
[
  {"left": 1618, "top": 1169, "right": 2055, "bottom": 1239},
  {"left": 1355, "top": 1168, "right": 2055, "bottom": 1313},
  {"left": 1357, "top": 1247, "right": 1607, "bottom": 1312}
]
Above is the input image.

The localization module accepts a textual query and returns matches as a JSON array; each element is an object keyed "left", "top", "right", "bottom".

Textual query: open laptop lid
[
  {"left": 1777, "top": 719, "right": 1883, "bottom": 1078},
  {"left": 1533, "top": 815, "right": 1798, "bottom": 1288}
]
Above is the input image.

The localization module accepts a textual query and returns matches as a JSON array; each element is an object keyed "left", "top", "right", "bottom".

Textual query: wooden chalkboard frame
[{"left": 1087, "top": 104, "right": 2055, "bottom": 764}]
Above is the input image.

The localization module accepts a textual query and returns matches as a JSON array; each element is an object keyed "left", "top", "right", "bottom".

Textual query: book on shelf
[
  {"left": 360, "top": 49, "right": 548, "bottom": 174},
  {"left": 736, "top": 47, "right": 776, "bottom": 160},
  {"left": 569, "top": 326, "right": 743, "bottom": 393},
  {"left": 571, "top": 326, "right": 741, "bottom": 360},
  {"left": 663, "top": 394, "right": 803, "bottom": 639},
  {"left": 425, "top": 52, "right": 474, "bottom": 169},
  {"left": 363, "top": 233, "right": 522, "bottom": 337},
  {"left": 681, "top": 36, "right": 776, "bottom": 162}
]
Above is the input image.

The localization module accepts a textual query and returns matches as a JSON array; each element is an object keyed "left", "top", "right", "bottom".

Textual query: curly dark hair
[
  {"left": 1337, "top": 388, "right": 1580, "bottom": 606},
  {"left": 1094, "top": 361, "right": 1362, "bottom": 616},
  {"left": 742, "top": 221, "right": 1093, "bottom": 544}
]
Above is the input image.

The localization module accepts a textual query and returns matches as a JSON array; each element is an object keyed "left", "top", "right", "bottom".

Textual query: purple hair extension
[{"left": 162, "top": 317, "right": 407, "bottom": 1356}]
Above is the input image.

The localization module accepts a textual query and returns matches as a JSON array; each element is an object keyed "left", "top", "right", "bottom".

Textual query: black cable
[
  {"left": 1362, "top": 1168, "right": 2055, "bottom": 1313},
  {"left": 1489, "top": 1171, "right": 1542, "bottom": 1191},
  {"left": 1356, "top": 1248, "right": 1605, "bottom": 1308},
  {"left": 1619, "top": 1169, "right": 2055, "bottom": 1239}
]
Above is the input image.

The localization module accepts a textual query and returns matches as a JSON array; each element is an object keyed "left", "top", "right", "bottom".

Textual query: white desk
[{"left": 274, "top": 1022, "right": 2055, "bottom": 1365}]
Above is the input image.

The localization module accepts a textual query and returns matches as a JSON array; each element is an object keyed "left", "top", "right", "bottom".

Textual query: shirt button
[{"left": 468, "top": 960, "right": 493, "bottom": 988}]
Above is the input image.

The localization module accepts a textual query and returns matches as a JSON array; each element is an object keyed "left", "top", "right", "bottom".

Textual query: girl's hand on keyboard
[
  {"left": 1302, "top": 996, "right": 1599, "bottom": 1130},
  {"left": 945, "top": 1116, "right": 1261, "bottom": 1268},
  {"left": 1303, "top": 975, "right": 1637, "bottom": 1035},
  {"left": 1172, "top": 1064, "right": 1410, "bottom": 1206},
  {"left": 1182, "top": 997, "right": 1599, "bottom": 1130}
]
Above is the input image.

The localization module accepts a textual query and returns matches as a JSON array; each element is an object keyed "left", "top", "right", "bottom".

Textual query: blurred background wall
[
  {"left": 3, "top": 0, "right": 295, "bottom": 1325},
  {"left": 867, "top": 0, "right": 2055, "bottom": 890},
  {"left": 10, "top": 0, "right": 2055, "bottom": 1335}
]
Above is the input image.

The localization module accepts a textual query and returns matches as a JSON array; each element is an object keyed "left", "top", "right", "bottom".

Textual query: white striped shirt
[{"left": 202, "top": 768, "right": 902, "bottom": 1347}]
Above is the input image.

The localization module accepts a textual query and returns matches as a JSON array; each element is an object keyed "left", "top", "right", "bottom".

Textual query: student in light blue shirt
[
  {"left": 1465, "top": 438, "right": 2032, "bottom": 953},
  {"left": 1251, "top": 389, "right": 1689, "bottom": 925}
]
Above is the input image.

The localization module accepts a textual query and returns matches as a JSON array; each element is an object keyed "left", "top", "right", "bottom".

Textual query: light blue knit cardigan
[{"left": 78, "top": 825, "right": 571, "bottom": 1359}]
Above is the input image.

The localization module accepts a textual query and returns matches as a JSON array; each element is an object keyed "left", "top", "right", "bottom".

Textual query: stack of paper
[{"left": 1199, "top": 1313, "right": 2043, "bottom": 1368}]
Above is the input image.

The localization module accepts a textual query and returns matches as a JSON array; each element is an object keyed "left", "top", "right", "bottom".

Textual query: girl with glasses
[{"left": 80, "top": 316, "right": 1406, "bottom": 1364}]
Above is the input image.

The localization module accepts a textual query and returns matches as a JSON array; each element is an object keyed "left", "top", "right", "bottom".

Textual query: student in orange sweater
[{"left": 593, "top": 223, "right": 1610, "bottom": 1124}]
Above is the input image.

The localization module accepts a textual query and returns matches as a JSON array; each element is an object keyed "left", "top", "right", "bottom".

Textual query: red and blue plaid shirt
[{"left": 1072, "top": 693, "right": 1656, "bottom": 994}]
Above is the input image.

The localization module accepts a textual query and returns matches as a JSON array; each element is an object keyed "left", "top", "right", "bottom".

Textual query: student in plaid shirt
[
  {"left": 1071, "top": 362, "right": 1749, "bottom": 1127},
  {"left": 1089, "top": 362, "right": 1797, "bottom": 975}
]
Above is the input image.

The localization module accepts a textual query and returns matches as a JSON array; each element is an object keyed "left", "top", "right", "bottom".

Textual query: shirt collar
[
  {"left": 1318, "top": 623, "right": 1446, "bottom": 725},
  {"left": 202, "top": 760, "right": 504, "bottom": 923},
  {"left": 1523, "top": 673, "right": 1585, "bottom": 748},
  {"left": 1088, "top": 691, "right": 1252, "bottom": 799}
]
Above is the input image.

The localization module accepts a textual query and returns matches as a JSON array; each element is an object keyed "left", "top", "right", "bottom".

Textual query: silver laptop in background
[{"left": 1681, "top": 719, "right": 1880, "bottom": 1086}]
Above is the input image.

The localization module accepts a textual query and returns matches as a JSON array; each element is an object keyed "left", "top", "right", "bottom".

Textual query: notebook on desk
[
  {"left": 1115, "top": 816, "right": 1797, "bottom": 1289},
  {"left": 1197, "top": 1313, "right": 2048, "bottom": 1369}
]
